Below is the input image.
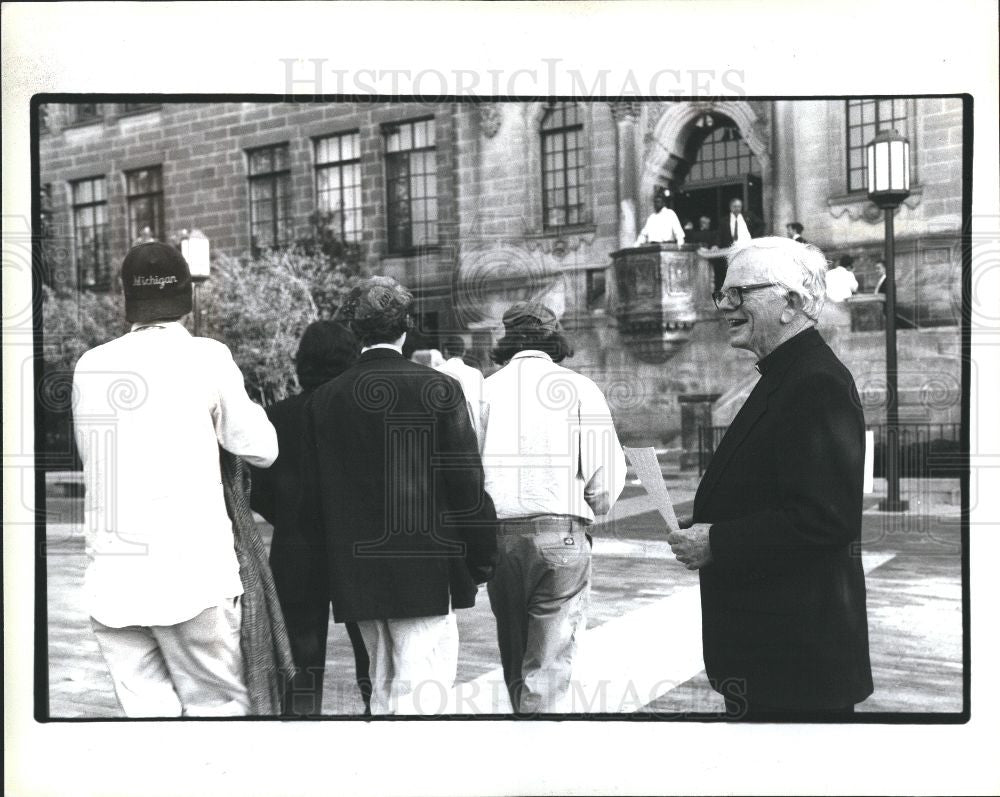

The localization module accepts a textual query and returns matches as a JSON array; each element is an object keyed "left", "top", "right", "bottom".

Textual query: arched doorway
[{"left": 671, "top": 114, "right": 763, "bottom": 237}]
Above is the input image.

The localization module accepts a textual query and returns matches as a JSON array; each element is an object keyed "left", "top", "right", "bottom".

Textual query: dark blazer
[
  {"left": 717, "top": 212, "right": 763, "bottom": 248},
  {"left": 250, "top": 391, "right": 328, "bottom": 605},
  {"left": 304, "top": 348, "right": 497, "bottom": 623},
  {"left": 693, "top": 327, "right": 873, "bottom": 710}
]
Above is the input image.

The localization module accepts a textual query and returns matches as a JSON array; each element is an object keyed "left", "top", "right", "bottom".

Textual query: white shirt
[
  {"left": 435, "top": 356, "right": 486, "bottom": 440},
  {"left": 729, "top": 213, "right": 752, "bottom": 244},
  {"left": 635, "top": 208, "right": 686, "bottom": 246},
  {"left": 480, "top": 351, "right": 626, "bottom": 521},
  {"left": 73, "top": 322, "right": 278, "bottom": 627},
  {"left": 825, "top": 266, "right": 859, "bottom": 302}
]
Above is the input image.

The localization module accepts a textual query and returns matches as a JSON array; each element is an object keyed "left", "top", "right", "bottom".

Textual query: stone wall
[
  {"left": 38, "top": 99, "right": 965, "bottom": 452},
  {"left": 38, "top": 101, "right": 463, "bottom": 290}
]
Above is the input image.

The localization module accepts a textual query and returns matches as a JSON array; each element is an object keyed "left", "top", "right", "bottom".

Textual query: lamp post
[
  {"left": 866, "top": 129, "right": 910, "bottom": 512},
  {"left": 181, "top": 229, "right": 211, "bottom": 337}
]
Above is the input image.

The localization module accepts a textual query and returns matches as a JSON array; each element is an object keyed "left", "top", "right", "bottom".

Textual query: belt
[{"left": 497, "top": 514, "right": 590, "bottom": 534}]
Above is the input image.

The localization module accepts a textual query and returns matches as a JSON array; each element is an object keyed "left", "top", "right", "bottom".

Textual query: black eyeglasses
[{"left": 712, "top": 282, "right": 781, "bottom": 309}]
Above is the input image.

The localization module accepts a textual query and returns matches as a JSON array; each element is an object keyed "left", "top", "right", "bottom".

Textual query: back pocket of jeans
[{"left": 539, "top": 536, "right": 585, "bottom": 566}]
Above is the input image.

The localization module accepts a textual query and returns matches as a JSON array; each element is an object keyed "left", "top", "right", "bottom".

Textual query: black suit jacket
[
  {"left": 717, "top": 212, "right": 763, "bottom": 248},
  {"left": 303, "top": 348, "right": 497, "bottom": 622},
  {"left": 693, "top": 328, "right": 873, "bottom": 709},
  {"left": 250, "top": 391, "right": 328, "bottom": 606}
]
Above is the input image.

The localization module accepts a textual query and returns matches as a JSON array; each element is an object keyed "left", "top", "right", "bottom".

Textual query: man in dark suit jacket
[
  {"left": 717, "top": 197, "right": 763, "bottom": 249},
  {"left": 668, "top": 236, "right": 873, "bottom": 717},
  {"left": 304, "top": 276, "right": 497, "bottom": 715}
]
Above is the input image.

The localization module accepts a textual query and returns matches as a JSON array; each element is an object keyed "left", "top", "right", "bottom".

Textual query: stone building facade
[{"left": 37, "top": 98, "right": 964, "bottom": 448}]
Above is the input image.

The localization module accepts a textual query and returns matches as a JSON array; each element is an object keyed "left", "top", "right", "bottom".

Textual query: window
[
  {"left": 66, "top": 104, "right": 101, "bottom": 126},
  {"left": 686, "top": 123, "right": 759, "bottom": 183},
  {"left": 847, "top": 99, "right": 910, "bottom": 193},
  {"left": 541, "top": 103, "right": 586, "bottom": 229},
  {"left": 315, "top": 131, "right": 362, "bottom": 243},
  {"left": 384, "top": 118, "right": 437, "bottom": 253},
  {"left": 39, "top": 105, "right": 51, "bottom": 134},
  {"left": 120, "top": 102, "right": 161, "bottom": 115},
  {"left": 247, "top": 144, "right": 292, "bottom": 252},
  {"left": 586, "top": 268, "right": 607, "bottom": 309},
  {"left": 125, "top": 166, "right": 164, "bottom": 245},
  {"left": 71, "top": 177, "right": 110, "bottom": 289}
]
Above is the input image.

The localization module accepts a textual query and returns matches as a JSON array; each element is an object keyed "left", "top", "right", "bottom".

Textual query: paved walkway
[{"left": 43, "top": 483, "right": 963, "bottom": 718}]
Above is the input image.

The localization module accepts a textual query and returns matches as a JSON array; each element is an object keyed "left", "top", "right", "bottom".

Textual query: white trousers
[
  {"left": 91, "top": 598, "right": 249, "bottom": 717},
  {"left": 356, "top": 612, "right": 458, "bottom": 715}
]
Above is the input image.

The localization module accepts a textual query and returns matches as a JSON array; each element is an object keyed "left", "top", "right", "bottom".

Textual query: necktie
[{"left": 732, "top": 215, "right": 739, "bottom": 240}]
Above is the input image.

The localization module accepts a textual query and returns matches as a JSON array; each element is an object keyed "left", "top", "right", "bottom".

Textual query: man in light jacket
[
  {"left": 72, "top": 241, "right": 278, "bottom": 717},
  {"left": 480, "top": 301, "right": 626, "bottom": 713}
]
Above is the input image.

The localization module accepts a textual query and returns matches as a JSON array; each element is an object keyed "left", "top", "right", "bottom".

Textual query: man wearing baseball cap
[
  {"left": 480, "top": 301, "right": 626, "bottom": 713},
  {"left": 304, "top": 276, "right": 497, "bottom": 715},
  {"left": 72, "top": 241, "right": 278, "bottom": 716}
]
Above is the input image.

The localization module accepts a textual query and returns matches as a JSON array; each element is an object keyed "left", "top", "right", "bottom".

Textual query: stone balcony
[{"left": 610, "top": 243, "right": 716, "bottom": 364}]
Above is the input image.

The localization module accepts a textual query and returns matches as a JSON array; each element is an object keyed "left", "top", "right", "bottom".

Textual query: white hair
[{"left": 727, "top": 236, "right": 828, "bottom": 319}]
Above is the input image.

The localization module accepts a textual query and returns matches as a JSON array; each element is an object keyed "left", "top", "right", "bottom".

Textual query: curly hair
[
  {"left": 490, "top": 327, "right": 574, "bottom": 365},
  {"left": 338, "top": 276, "right": 414, "bottom": 347}
]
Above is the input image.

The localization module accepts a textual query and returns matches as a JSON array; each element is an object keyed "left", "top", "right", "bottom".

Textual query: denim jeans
[{"left": 487, "top": 516, "right": 592, "bottom": 714}]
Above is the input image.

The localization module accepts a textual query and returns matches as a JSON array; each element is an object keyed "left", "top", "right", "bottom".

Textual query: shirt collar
[
  {"left": 755, "top": 326, "right": 821, "bottom": 376},
  {"left": 130, "top": 320, "right": 189, "bottom": 335},
  {"left": 361, "top": 342, "right": 403, "bottom": 354},
  {"left": 510, "top": 350, "right": 553, "bottom": 363}
]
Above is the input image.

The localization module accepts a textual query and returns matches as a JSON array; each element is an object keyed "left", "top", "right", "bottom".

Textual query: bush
[
  {"left": 41, "top": 215, "right": 365, "bottom": 435},
  {"left": 198, "top": 251, "right": 322, "bottom": 404},
  {"left": 41, "top": 284, "right": 128, "bottom": 374}
]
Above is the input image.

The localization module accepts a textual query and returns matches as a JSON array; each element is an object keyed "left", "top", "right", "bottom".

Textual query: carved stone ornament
[
  {"left": 478, "top": 103, "right": 502, "bottom": 138},
  {"left": 523, "top": 232, "right": 595, "bottom": 258},
  {"left": 609, "top": 101, "right": 641, "bottom": 124},
  {"left": 827, "top": 188, "right": 923, "bottom": 223}
]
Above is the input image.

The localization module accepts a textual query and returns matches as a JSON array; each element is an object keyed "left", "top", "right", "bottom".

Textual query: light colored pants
[
  {"left": 356, "top": 612, "right": 458, "bottom": 715},
  {"left": 487, "top": 516, "right": 592, "bottom": 713},
  {"left": 91, "top": 597, "right": 249, "bottom": 717}
]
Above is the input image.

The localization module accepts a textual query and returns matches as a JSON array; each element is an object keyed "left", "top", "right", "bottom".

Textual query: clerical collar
[{"left": 755, "top": 326, "right": 821, "bottom": 376}]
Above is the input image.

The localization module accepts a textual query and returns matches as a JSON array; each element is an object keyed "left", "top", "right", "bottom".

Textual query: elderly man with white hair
[{"left": 668, "top": 236, "right": 873, "bottom": 718}]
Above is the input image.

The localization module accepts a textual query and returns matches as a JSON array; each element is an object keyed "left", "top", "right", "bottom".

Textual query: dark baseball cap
[{"left": 121, "top": 242, "right": 193, "bottom": 323}]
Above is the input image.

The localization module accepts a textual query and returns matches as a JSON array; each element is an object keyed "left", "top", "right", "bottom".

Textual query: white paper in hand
[{"left": 623, "top": 447, "right": 680, "bottom": 532}]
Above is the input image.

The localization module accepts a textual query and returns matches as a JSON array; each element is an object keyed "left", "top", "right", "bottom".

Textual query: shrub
[
  {"left": 41, "top": 215, "right": 365, "bottom": 440},
  {"left": 198, "top": 251, "right": 321, "bottom": 404}
]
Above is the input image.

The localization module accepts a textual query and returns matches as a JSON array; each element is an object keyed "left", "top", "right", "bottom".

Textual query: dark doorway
[
  {"left": 673, "top": 118, "right": 764, "bottom": 237},
  {"left": 675, "top": 176, "right": 763, "bottom": 238}
]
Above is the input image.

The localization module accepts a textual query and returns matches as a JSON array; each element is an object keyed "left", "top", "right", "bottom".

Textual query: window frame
[
  {"left": 119, "top": 102, "right": 161, "bottom": 116},
  {"left": 540, "top": 102, "right": 587, "bottom": 230},
  {"left": 70, "top": 175, "right": 111, "bottom": 290},
  {"left": 383, "top": 117, "right": 438, "bottom": 255},
  {"left": 246, "top": 143, "right": 293, "bottom": 254},
  {"left": 65, "top": 104, "right": 102, "bottom": 127},
  {"left": 685, "top": 122, "right": 760, "bottom": 185},
  {"left": 314, "top": 130, "right": 363, "bottom": 244},
  {"left": 845, "top": 98, "right": 912, "bottom": 194},
  {"left": 124, "top": 165, "right": 165, "bottom": 245}
]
